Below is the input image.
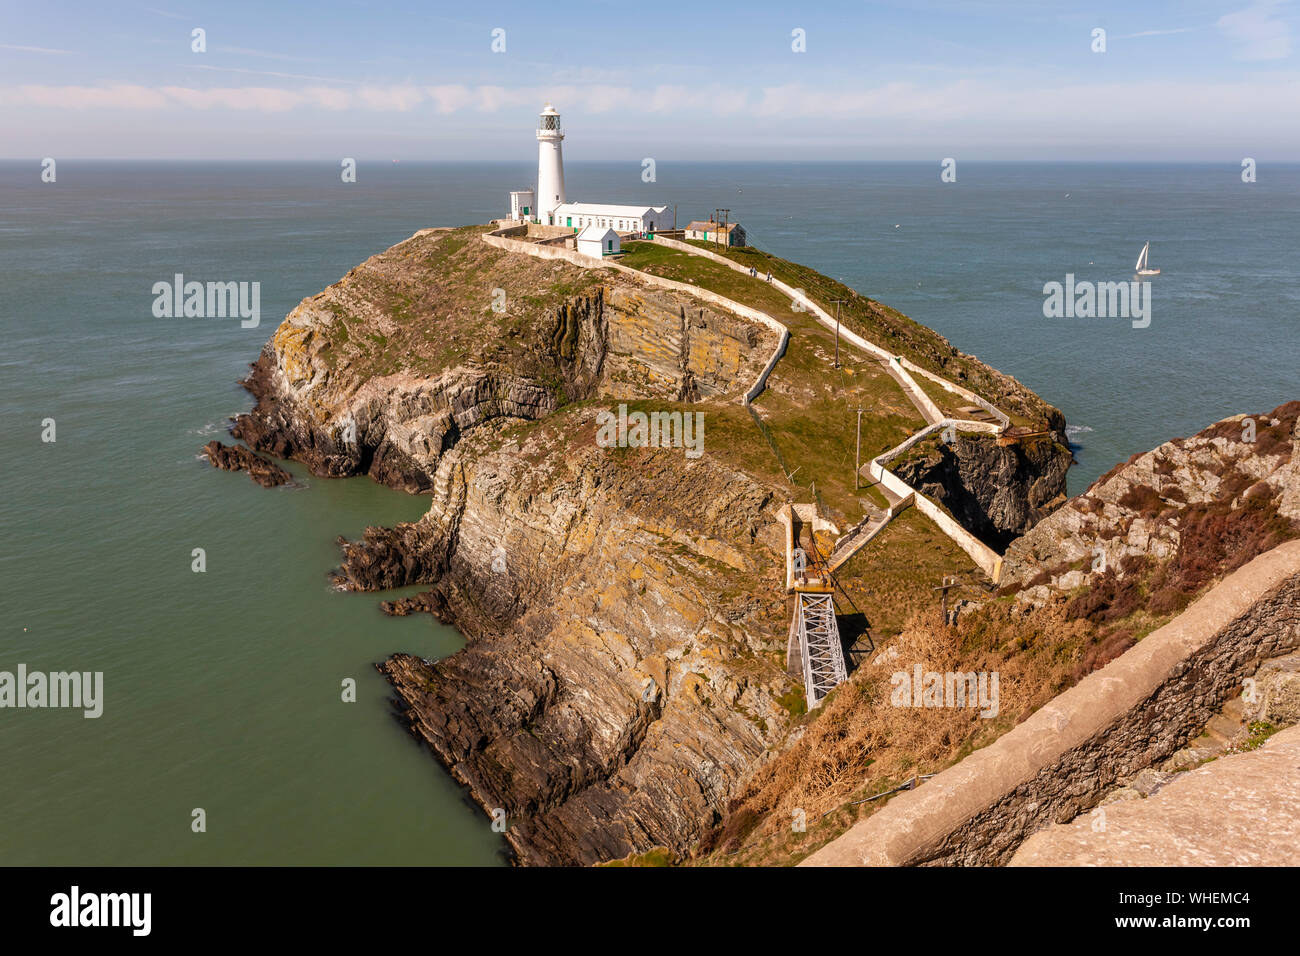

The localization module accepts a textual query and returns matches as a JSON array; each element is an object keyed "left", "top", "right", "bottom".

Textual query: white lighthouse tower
[{"left": 535, "top": 103, "right": 566, "bottom": 225}]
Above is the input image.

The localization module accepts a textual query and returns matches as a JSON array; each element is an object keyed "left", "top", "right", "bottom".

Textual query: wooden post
[{"left": 933, "top": 576, "right": 956, "bottom": 625}]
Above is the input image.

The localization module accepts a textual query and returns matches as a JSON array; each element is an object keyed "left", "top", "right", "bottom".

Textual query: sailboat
[{"left": 1135, "top": 241, "right": 1160, "bottom": 276}]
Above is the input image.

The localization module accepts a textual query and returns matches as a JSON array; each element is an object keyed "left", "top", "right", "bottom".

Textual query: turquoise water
[{"left": 2, "top": 161, "right": 1297, "bottom": 864}]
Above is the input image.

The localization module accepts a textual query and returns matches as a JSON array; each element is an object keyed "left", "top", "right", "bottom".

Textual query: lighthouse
[
  {"left": 504, "top": 106, "right": 669, "bottom": 235},
  {"left": 535, "top": 103, "right": 566, "bottom": 225}
]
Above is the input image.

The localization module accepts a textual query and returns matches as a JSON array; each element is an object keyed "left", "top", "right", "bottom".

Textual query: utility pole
[
  {"left": 830, "top": 298, "right": 846, "bottom": 368},
  {"left": 855, "top": 407, "right": 863, "bottom": 491},
  {"left": 712, "top": 207, "right": 730, "bottom": 247}
]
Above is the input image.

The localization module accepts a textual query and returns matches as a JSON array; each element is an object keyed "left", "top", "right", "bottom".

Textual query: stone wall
[
  {"left": 902, "top": 360, "right": 1010, "bottom": 427},
  {"left": 869, "top": 420, "right": 1006, "bottom": 581},
  {"left": 801, "top": 538, "right": 1300, "bottom": 866}
]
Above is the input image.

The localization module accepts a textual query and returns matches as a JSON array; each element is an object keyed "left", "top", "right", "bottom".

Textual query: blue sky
[{"left": 2, "top": 0, "right": 1297, "bottom": 159}]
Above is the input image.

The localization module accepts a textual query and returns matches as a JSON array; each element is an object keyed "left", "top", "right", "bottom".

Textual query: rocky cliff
[
  {"left": 233, "top": 226, "right": 774, "bottom": 492},
  {"left": 227, "top": 224, "right": 1071, "bottom": 864},
  {"left": 351, "top": 414, "right": 793, "bottom": 865},
  {"left": 893, "top": 432, "right": 1071, "bottom": 550},
  {"left": 1002, "top": 402, "right": 1300, "bottom": 606}
]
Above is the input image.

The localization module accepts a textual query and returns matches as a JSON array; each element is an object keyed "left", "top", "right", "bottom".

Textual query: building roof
[
  {"left": 555, "top": 202, "right": 669, "bottom": 218},
  {"left": 576, "top": 225, "right": 619, "bottom": 240},
  {"left": 686, "top": 220, "right": 741, "bottom": 232}
]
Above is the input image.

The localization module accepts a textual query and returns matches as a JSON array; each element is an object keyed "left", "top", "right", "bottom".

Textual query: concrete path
[
  {"left": 651, "top": 236, "right": 946, "bottom": 425},
  {"left": 648, "top": 236, "right": 1012, "bottom": 581}
]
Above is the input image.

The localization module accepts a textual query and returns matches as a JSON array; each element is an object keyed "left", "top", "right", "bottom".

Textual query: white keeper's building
[
  {"left": 509, "top": 103, "right": 670, "bottom": 235},
  {"left": 553, "top": 202, "right": 669, "bottom": 234}
]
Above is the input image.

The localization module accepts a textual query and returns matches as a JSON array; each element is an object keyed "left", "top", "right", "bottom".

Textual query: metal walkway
[
  {"left": 786, "top": 534, "right": 850, "bottom": 708},
  {"left": 787, "top": 590, "right": 850, "bottom": 708}
]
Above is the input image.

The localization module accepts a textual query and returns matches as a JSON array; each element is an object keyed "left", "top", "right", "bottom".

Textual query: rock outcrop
[
  {"left": 1001, "top": 402, "right": 1300, "bottom": 606},
  {"left": 232, "top": 227, "right": 776, "bottom": 493},
  {"left": 349, "top": 415, "right": 793, "bottom": 865},
  {"left": 1243, "top": 650, "right": 1300, "bottom": 726},
  {"left": 202, "top": 440, "right": 293, "bottom": 487},
  {"left": 892, "top": 432, "right": 1071, "bottom": 550},
  {"left": 225, "top": 225, "right": 1073, "bottom": 865}
]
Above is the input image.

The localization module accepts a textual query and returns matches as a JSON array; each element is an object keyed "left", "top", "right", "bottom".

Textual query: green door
[{"left": 566, "top": 217, "right": 572, "bottom": 227}]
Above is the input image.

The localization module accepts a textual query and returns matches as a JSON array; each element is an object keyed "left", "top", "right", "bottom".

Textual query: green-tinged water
[
  {"left": 1, "top": 162, "right": 507, "bottom": 864},
  {"left": 2, "top": 160, "right": 1297, "bottom": 864}
]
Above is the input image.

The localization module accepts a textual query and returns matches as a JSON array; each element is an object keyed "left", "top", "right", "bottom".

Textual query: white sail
[{"left": 1135, "top": 242, "right": 1149, "bottom": 272}]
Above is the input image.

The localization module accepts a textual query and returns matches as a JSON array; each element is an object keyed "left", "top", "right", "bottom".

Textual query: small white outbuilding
[
  {"left": 509, "top": 189, "right": 535, "bottom": 221},
  {"left": 576, "top": 225, "right": 620, "bottom": 258}
]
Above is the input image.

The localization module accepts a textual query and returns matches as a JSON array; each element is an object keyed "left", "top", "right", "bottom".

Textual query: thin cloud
[
  {"left": 11, "top": 84, "right": 169, "bottom": 110},
  {"left": 356, "top": 84, "right": 427, "bottom": 111},
  {"left": 1217, "top": 0, "right": 1293, "bottom": 61},
  {"left": 1114, "top": 28, "right": 1196, "bottom": 39},
  {"left": 213, "top": 46, "right": 322, "bottom": 63},
  {"left": 4, "top": 77, "right": 1299, "bottom": 139},
  {"left": 160, "top": 85, "right": 312, "bottom": 112},
  {"left": 192, "top": 64, "right": 357, "bottom": 85},
  {"left": 0, "top": 43, "right": 76, "bottom": 54}
]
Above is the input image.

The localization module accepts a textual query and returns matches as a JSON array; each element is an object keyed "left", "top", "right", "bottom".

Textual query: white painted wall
[
  {"left": 536, "top": 137, "right": 565, "bottom": 223},
  {"left": 509, "top": 189, "right": 535, "bottom": 222},
  {"left": 869, "top": 420, "right": 1004, "bottom": 582},
  {"left": 555, "top": 205, "right": 669, "bottom": 233},
  {"left": 576, "top": 227, "right": 619, "bottom": 257}
]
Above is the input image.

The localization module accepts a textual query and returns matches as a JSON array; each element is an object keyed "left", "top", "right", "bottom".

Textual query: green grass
[
  {"left": 777, "top": 687, "right": 808, "bottom": 719},
  {"left": 618, "top": 240, "right": 924, "bottom": 523},
  {"left": 1239, "top": 721, "right": 1280, "bottom": 752},
  {"left": 831, "top": 508, "right": 979, "bottom": 641},
  {"left": 672, "top": 239, "right": 1058, "bottom": 428},
  {"left": 307, "top": 224, "right": 607, "bottom": 383},
  {"left": 600, "top": 847, "right": 680, "bottom": 867}
]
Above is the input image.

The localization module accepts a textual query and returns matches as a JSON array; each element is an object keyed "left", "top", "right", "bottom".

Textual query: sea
[{"left": 1, "top": 160, "right": 1296, "bottom": 864}]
